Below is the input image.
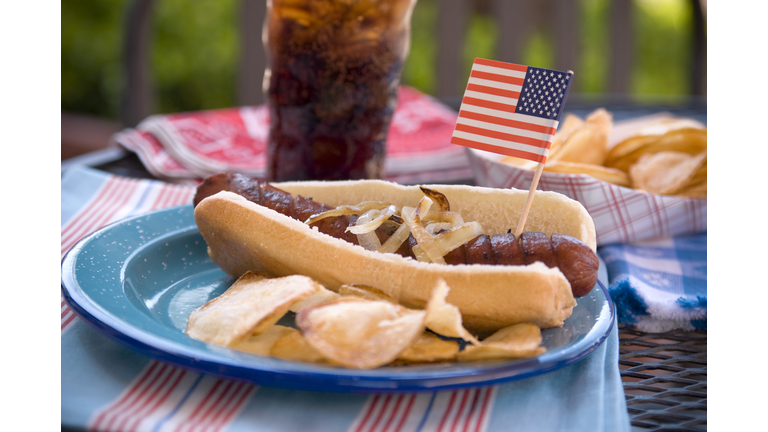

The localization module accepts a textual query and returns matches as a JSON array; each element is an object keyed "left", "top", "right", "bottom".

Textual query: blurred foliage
[
  {"left": 401, "top": 0, "right": 437, "bottom": 94},
  {"left": 61, "top": 0, "right": 126, "bottom": 118},
  {"left": 61, "top": 0, "right": 703, "bottom": 121},
  {"left": 462, "top": 12, "right": 499, "bottom": 87},
  {"left": 522, "top": 32, "right": 556, "bottom": 76},
  {"left": 580, "top": 0, "right": 611, "bottom": 94},
  {"left": 633, "top": 0, "right": 695, "bottom": 98},
  {"left": 151, "top": 0, "right": 238, "bottom": 114}
]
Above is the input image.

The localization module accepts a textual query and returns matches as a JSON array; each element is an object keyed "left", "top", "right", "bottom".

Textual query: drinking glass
[{"left": 263, "top": 0, "right": 418, "bottom": 181}]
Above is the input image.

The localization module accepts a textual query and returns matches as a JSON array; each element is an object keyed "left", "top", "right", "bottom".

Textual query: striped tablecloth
[{"left": 61, "top": 165, "right": 630, "bottom": 432}]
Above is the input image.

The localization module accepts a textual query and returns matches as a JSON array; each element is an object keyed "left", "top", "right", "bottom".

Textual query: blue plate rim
[{"left": 61, "top": 205, "right": 616, "bottom": 393}]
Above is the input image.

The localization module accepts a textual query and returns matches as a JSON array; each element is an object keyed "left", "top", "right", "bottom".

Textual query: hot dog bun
[{"left": 194, "top": 180, "right": 596, "bottom": 335}]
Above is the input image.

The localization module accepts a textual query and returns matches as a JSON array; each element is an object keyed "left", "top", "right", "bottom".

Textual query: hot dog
[
  {"left": 193, "top": 175, "right": 598, "bottom": 335},
  {"left": 194, "top": 173, "right": 599, "bottom": 297}
]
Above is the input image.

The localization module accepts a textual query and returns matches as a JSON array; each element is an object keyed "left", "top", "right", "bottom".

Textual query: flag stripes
[
  {"left": 465, "top": 83, "right": 520, "bottom": 100},
  {"left": 458, "top": 110, "right": 557, "bottom": 135},
  {"left": 459, "top": 104, "right": 560, "bottom": 128},
  {"left": 463, "top": 90, "right": 519, "bottom": 107},
  {"left": 453, "top": 123, "right": 552, "bottom": 148},
  {"left": 460, "top": 97, "right": 518, "bottom": 115},
  {"left": 451, "top": 137, "right": 546, "bottom": 164},
  {"left": 472, "top": 57, "right": 528, "bottom": 72},
  {"left": 451, "top": 58, "right": 573, "bottom": 163}
]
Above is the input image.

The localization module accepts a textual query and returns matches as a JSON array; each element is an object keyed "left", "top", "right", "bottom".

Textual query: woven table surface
[{"left": 619, "top": 326, "right": 707, "bottom": 431}]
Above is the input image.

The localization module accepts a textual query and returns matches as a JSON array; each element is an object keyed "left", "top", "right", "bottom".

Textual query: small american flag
[{"left": 451, "top": 58, "right": 574, "bottom": 164}]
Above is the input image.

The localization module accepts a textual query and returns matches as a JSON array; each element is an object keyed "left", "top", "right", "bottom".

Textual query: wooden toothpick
[{"left": 514, "top": 162, "right": 545, "bottom": 238}]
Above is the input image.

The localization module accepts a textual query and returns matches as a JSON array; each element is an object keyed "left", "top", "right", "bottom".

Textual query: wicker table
[{"left": 619, "top": 326, "right": 707, "bottom": 431}]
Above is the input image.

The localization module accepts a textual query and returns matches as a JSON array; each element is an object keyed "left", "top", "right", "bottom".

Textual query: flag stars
[{"left": 514, "top": 66, "right": 571, "bottom": 120}]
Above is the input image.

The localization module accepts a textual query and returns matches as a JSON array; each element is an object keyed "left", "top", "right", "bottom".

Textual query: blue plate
[{"left": 61, "top": 205, "right": 615, "bottom": 393}]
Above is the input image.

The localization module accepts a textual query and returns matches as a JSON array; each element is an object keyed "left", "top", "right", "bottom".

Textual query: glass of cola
[{"left": 263, "top": 0, "right": 417, "bottom": 181}]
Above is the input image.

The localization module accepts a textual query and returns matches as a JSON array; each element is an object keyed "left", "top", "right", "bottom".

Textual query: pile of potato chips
[
  {"left": 501, "top": 109, "right": 707, "bottom": 198},
  {"left": 186, "top": 271, "right": 545, "bottom": 369}
]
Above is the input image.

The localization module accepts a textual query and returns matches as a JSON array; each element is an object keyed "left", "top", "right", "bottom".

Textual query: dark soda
[{"left": 263, "top": 0, "right": 417, "bottom": 181}]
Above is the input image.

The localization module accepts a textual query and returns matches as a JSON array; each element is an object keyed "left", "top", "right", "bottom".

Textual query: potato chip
[
  {"left": 424, "top": 279, "right": 480, "bottom": 345},
  {"left": 607, "top": 128, "right": 707, "bottom": 173},
  {"left": 620, "top": 117, "right": 705, "bottom": 143},
  {"left": 690, "top": 161, "right": 706, "bottom": 184},
  {"left": 185, "top": 272, "right": 322, "bottom": 346},
  {"left": 338, "top": 284, "right": 398, "bottom": 304},
  {"left": 229, "top": 325, "right": 297, "bottom": 356},
  {"left": 604, "top": 135, "right": 659, "bottom": 167},
  {"left": 676, "top": 160, "right": 707, "bottom": 198},
  {"left": 606, "top": 117, "right": 706, "bottom": 165},
  {"left": 497, "top": 111, "right": 707, "bottom": 199},
  {"left": 500, "top": 156, "right": 538, "bottom": 170},
  {"left": 296, "top": 297, "right": 426, "bottom": 369},
  {"left": 675, "top": 178, "right": 707, "bottom": 199},
  {"left": 270, "top": 330, "right": 327, "bottom": 363},
  {"left": 457, "top": 323, "right": 546, "bottom": 361},
  {"left": 395, "top": 332, "right": 460, "bottom": 363},
  {"left": 548, "top": 113, "right": 585, "bottom": 158},
  {"left": 629, "top": 151, "right": 707, "bottom": 196},
  {"left": 548, "top": 108, "right": 611, "bottom": 166},
  {"left": 289, "top": 286, "right": 340, "bottom": 313},
  {"left": 543, "top": 161, "right": 631, "bottom": 187}
]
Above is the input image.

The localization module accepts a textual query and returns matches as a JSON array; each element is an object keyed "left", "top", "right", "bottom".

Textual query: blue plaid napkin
[{"left": 598, "top": 234, "right": 707, "bottom": 333}]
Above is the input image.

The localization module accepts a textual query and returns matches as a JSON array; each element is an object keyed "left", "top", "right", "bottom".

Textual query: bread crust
[{"left": 194, "top": 181, "right": 595, "bottom": 335}]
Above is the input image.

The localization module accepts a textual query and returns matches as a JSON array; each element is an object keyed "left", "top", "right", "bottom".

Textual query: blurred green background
[{"left": 62, "top": 0, "right": 705, "bottom": 122}]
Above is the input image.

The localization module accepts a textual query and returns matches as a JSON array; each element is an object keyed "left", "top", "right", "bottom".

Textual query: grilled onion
[
  {"left": 304, "top": 201, "right": 390, "bottom": 225},
  {"left": 346, "top": 205, "right": 397, "bottom": 235},
  {"left": 378, "top": 222, "right": 411, "bottom": 254},
  {"left": 303, "top": 189, "right": 484, "bottom": 263},
  {"left": 403, "top": 198, "right": 447, "bottom": 264},
  {"left": 434, "top": 222, "right": 483, "bottom": 254}
]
